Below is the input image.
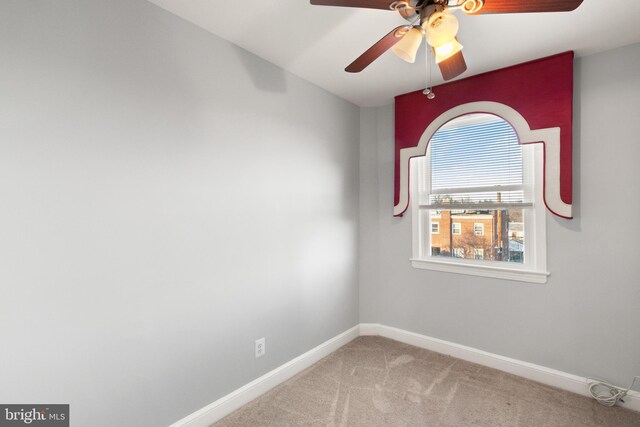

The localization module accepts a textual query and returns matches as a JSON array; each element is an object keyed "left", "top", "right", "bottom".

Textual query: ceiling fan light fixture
[
  {"left": 425, "top": 11, "right": 459, "bottom": 47},
  {"left": 433, "top": 37, "right": 463, "bottom": 64},
  {"left": 391, "top": 27, "right": 423, "bottom": 63},
  {"left": 460, "top": 0, "right": 484, "bottom": 14}
]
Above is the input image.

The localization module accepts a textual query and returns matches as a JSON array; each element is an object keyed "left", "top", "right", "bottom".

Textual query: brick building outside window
[{"left": 429, "top": 208, "right": 516, "bottom": 262}]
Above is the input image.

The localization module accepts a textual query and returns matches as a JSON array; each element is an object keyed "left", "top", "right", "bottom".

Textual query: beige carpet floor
[{"left": 214, "top": 336, "right": 640, "bottom": 426}]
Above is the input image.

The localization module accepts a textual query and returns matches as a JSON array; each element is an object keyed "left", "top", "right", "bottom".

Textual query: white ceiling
[{"left": 146, "top": 0, "right": 640, "bottom": 107}]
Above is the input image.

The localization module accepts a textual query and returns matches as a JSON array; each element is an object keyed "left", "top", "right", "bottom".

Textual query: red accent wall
[{"left": 394, "top": 51, "right": 573, "bottom": 215}]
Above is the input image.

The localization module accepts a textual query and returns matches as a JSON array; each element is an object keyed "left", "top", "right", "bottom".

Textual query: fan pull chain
[{"left": 423, "top": 32, "right": 435, "bottom": 99}]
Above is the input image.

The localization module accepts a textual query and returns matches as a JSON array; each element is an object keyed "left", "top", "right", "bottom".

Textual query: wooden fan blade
[
  {"left": 345, "top": 26, "right": 407, "bottom": 73},
  {"left": 310, "top": 0, "right": 395, "bottom": 10},
  {"left": 472, "top": 0, "right": 583, "bottom": 14},
  {"left": 438, "top": 51, "right": 467, "bottom": 81}
]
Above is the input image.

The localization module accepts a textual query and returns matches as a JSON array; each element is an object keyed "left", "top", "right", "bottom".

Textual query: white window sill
[{"left": 410, "top": 258, "right": 549, "bottom": 284}]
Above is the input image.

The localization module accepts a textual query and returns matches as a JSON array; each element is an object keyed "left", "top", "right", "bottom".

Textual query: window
[
  {"left": 452, "top": 223, "right": 461, "bottom": 235},
  {"left": 410, "top": 112, "right": 547, "bottom": 283},
  {"left": 431, "top": 222, "right": 439, "bottom": 234}
]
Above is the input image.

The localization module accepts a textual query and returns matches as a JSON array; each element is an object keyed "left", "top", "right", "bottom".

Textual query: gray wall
[
  {"left": 359, "top": 43, "right": 640, "bottom": 387},
  {"left": 0, "top": 1, "right": 359, "bottom": 426}
]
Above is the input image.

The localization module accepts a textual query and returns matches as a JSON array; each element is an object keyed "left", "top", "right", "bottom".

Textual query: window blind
[{"left": 425, "top": 114, "right": 530, "bottom": 208}]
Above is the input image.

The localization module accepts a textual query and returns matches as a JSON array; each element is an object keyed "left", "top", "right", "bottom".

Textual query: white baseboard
[
  {"left": 170, "top": 323, "right": 638, "bottom": 426},
  {"left": 169, "top": 325, "right": 360, "bottom": 427},
  {"left": 360, "top": 323, "right": 640, "bottom": 412}
]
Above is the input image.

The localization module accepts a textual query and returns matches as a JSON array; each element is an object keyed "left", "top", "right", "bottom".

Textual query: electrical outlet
[{"left": 255, "top": 337, "right": 265, "bottom": 358}]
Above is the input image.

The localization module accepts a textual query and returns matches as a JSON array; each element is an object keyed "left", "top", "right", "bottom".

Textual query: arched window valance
[{"left": 394, "top": 51, "right": 574, "bottom": 219}]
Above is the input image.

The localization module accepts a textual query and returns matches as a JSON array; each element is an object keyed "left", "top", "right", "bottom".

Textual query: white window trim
[
  {"left": 410, "top": 119, "right": 548, "bottom": 285},
  {"left": 452, "top": 222, "right": 462, "bottom": 235},
  {"left": 473, "top": 223, "right": 484, "bottom": 236},
  {"left": 431, "top": 222, "right": 439, "bottom": 234}
]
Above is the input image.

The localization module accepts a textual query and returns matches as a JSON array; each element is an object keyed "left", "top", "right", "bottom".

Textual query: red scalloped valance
[{"left": 394, "top": 51, "right": 573, "bottom": 219}]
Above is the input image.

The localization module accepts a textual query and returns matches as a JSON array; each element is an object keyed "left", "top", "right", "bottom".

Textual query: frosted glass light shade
[
  {"left": 425, "top": 11, "right": 459, "bottom": 47},
  {"left": 434, "top": 38, "right": 463, "bottom": 63},
  {"left": 392, "top": 28, "right": 423, "bottom": 63}
]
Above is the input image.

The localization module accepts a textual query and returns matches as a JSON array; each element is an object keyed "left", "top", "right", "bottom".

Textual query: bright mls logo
[{"left": 0, "top": 405, "right": 68, "bottom": 427}]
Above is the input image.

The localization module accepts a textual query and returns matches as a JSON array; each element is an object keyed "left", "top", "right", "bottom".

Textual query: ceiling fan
[{"left": 310, "top": 0, "right": 584, "bottom": 82}]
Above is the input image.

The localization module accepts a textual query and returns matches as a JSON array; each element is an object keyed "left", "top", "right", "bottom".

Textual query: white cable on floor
[{"left": 586, "top": 376, "right": 640, "bottom": 407}]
